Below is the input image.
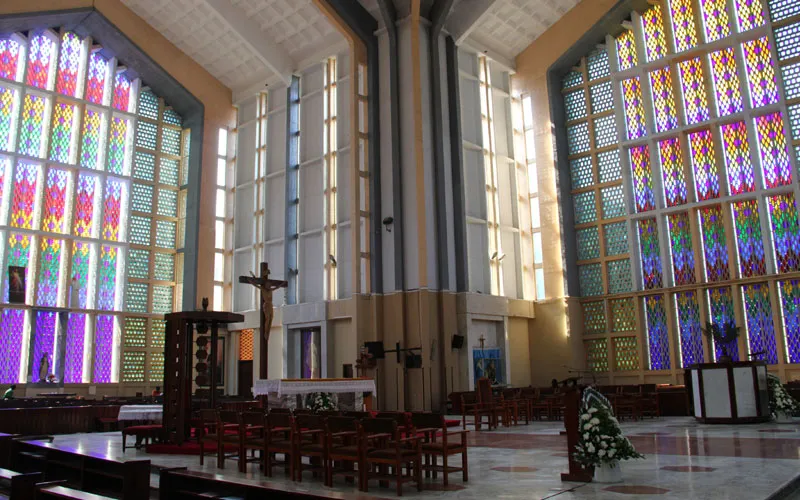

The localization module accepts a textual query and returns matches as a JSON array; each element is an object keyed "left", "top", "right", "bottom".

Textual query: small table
[{"left": 118, "top": 405, "right": 163, "bottom": 422}]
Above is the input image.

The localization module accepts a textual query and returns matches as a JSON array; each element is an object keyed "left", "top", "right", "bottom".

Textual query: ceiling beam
[
  {"left": 202, "top": 0, "right": 294, "bottom": 86},
  {"left": 445, "top": 0, "right": 498, "bottom": 45}
]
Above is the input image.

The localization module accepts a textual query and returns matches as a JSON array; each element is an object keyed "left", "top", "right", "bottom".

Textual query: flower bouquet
[
  {"left": 305, "top": 392, "right": 338, "bottom": 412},
  {"left": 768, "top": 374, "right": 797, "bottom": 423},
  {"left": 573, "top": 388, "right": 643, "bottom": 482}
]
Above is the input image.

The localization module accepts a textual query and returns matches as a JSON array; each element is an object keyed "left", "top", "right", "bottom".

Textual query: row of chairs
[
  {"left": 196, "top": 409, "right": 468, "bottom": 496},
  {"left": 461, "top": 380, "right": 561, "bottom": 430}
]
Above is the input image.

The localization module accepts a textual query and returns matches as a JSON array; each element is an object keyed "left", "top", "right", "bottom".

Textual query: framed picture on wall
[
  {"left": 473, "top": 348, "right": 504, "bottom": 386},
  {"left": 8, "top": 266, "right": 25, "bottom": 304}
]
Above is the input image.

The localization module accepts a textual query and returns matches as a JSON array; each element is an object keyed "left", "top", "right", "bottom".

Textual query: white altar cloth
[
  {"left": 117, "top": 404, "right": 163, "bottom": 422},
  {"left": 252, "top": 378, "right": 376, "bottom": 397}
]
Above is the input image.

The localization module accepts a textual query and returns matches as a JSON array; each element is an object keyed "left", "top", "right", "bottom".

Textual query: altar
[
  {"left": 253, "top": 378, "right": 375, "bottom": 411},
  {"left": 687, "top": 361, "right": 770, "bottom": 424}
]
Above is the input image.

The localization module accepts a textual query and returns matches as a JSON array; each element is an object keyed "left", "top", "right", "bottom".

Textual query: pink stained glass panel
[{"left": 25, "top": 33, "right": 55, "bottom": 89}]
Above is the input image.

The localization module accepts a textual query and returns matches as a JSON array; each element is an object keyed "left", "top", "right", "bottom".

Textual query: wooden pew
[
  {"left": 0, "top": 467, "right": 42, "bottom": 499},
  {"left": 35, "top": 485, "right": 114, "bottom": 499},
  {"left": 12, "top": 440, "right": 149, "bottom": 500}
]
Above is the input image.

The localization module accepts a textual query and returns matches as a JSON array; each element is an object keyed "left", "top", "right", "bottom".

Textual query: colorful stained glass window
[
  {"left": 31, "top": 311, "right": 57, "bottom": 381},
  {"left": 658, "top": 138, "right": 688, "bottom": 207},
  {"left": 25, "top": 33, "right": 55, "bottom": 89},
  {"left": 644, "top": 295, "right": 670, "bottom": 370},
  {"left": 582, "top": 301, "right": 606, "bottom": 334},
  {"left": 93, "top": 315, "right": 115, "bottom": 383},
  {"left": 699, "top": 204, "right": 730, "bottom": 282},
  {"left": 73, "top": 173, "right": 97, "bottom": 238},
  {"left": 79, "top": 108, "right": 104, "bottom": 170},
  {"left": 630, "top": 146, "right": 656, "bottom": 213},
  {"left": 585, "top": 339, "right": 609, "bottom": 372},
  {"left": 0, "top": 37, "right": 22, "bottom": 81},
  {"left": 5, "top": 234, "right": 31, "bottom": 302},
  {"left": 604, "top": 222, "right": 629, "bottom": 256},
  {"left": 700, "top": 0, "right": 730, "bottom": 42},
  {"left": 55, "top": 32, "right": 82, "bottom": 97},
  {"left": 741, "top": 283, "right": 777, "bottom": 364},
  {"left": 688, "top": 130, "right": 719, "bottom": 200},
  {"left": 709, "top": 47, "right": 743, "bottom": 117},
  {"left": 678, "top": 58, "right": 710, "bottom": 125},
  {"left": 48, "top": 101, "right": 78, "bottom": 164},
  {"left": 668, "top": 212, "right": 696, "bottom": 285},
  {"left": 743, "top": 37, "right": 779, "bottom": 108},
  {"left": 610, "top": 298, "right": 636, "bottom": 332},
  {"left": 616, "top": 30, "right": 637, "bottom": 71},
  {"left": 579, "top": 263, "right": 603, "bottom": 297},
  {"left": 707, "top": 286, "right": 739, "bottom": 361},
  {"left": 0, "top": 86, "right": 18, "bottom": 152},
  {"left": 779, "top": 279, "right": 800, "bottom": 363},
  {"left": 675, "top": 291, "right": 704, "bottom": 367},
  {"left": 36, "top": 237, "right": 62, "bottom": 307},
  {"left": 649, "top": 67, "right": 678, "bottom": 132},
  {"left": 0, "top": 309, "right": 24, "bottom": 383},
  {"left": 638, "top": 218, "right": 663, "bottom": 289},
  {"left": 70, "top": 241, "right": 93, "bottom": 309},
  {"left": 41, "top": 168, "right": 68, "bottom": 233},
  {"left": 614, "top": 337, "right": 640, "bottom": 371},
  {"left": 85, "top": 51, "right": 108, "bottom": 105},
  {"left": 112, "top": 72, "right": 132, "bottom": 112},
  {"left": 768, "top": 193, "right": 800, "bottom": 273},
  {"left": 642, "top": 5, "right": 668, "bottom": 62},
  {"left": 107, "top": 116, "right": 130, "bottom": 175},
  {"left": 18, "top": 93, "right": 47, "bottom": 157},
  {"left": 607, "top": 259, "right": 632, "bottom": 294},
  {"left": 63, "top": 313, "right": 86, "bottom": 383},
  {"left": 576, "top": 227, "right": 600, "bottom": 261},
  {"left": 721, "top": 121, "right": 754, "bottom": 195},
  {"left": 732, "top": 199, "right": 767, "bottom": 277},
  {"left": 621, "top": 77, "right": 647, "bottom": 140},
  {"left": 755, "top": 112, "right": 792, "bottom": 189},
  {"left": 97, "top": 245, "right": 118, "bottom": 311},
  {"left": 102, "top": 177, "right": 123, "bottom": 242},
  {"left": 734, "top": 0, "right": 765, "bottom": 31},
  {"left": 10, "top": 160, "right": 39, "bottom": 229},
  {"left": 669, "top": 0, "right": 699, "bottom": 52}
]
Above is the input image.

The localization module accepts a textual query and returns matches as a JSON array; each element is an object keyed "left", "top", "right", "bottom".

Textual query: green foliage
[
  {"left": 573, "top": 389, "right": 644, "bottom": 467},
  {"left": 768, "top": 374, "right": 798, "bottom": 415},
  {"left": 304, "top": 392, "right": 337, "bottom": 412},
  {"left": 702, "top": 320, "right": 740, "bottom": 346}
]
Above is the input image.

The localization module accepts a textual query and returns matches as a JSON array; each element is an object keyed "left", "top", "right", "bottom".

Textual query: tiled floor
[{"left": 48, "top": 417, "right": 800, "bottom": 499}]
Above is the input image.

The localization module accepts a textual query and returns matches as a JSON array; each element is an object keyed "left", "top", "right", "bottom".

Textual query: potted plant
[
  {"left": 702, "top": 321, "right": 740, "bottom": 363},
  {"left": 573, "top": 388, "right": 644, "bottom": 483},
  {"left": 305, "top": 392, "right": 338, "bottom": 412},
  {"left": 768, "top": 374, "right": 798, "bottom": 423}
]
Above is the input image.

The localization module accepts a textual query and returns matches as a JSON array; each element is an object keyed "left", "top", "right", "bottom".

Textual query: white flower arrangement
[
  {"left": 573, "top": 388, "right": 643, "bottom": 468},
  {"left": 768, "top": 374, "right": 798, "bottom": 416},
  {"left": 305, "top": 392, "right": 338, "bottom": 412}
]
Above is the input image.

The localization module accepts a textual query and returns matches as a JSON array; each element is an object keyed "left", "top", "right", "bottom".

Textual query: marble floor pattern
[{"left": 48, "top": 417, "right": 800, "bottom": 499}]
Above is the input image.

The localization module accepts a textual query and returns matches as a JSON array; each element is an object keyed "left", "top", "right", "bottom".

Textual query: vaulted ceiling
[{"left": 120, "top": 0, "right": 580, "bottom": 97}]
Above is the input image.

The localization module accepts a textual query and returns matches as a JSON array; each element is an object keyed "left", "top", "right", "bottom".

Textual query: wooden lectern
[
  {"left": 162, "top": 309, "right": 243, "bottom": 445},
  {"left": 560, "top": 386, "right": 593, "bottom": 482}
]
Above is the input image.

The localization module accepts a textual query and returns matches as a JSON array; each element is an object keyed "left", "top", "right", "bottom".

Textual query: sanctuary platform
[{"left": 47, "top": 416, "right": 800, "bottom": 499}]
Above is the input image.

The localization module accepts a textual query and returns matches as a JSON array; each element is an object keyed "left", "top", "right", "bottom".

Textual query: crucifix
[{"left": 238, "top": 262, "right": 288, "bottom": 379}]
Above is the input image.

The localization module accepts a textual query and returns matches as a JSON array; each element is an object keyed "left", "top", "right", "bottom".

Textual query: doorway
[{"left": 238, "top": 360, "right": 253, "bottom": 398}]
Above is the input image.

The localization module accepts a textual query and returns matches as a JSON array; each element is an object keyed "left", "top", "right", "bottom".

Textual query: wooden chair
[
  {"left": 197, "top": 409, "right": 219, "bottom": 466},
  {"left": 265, "top": 412, "right": 295, "bottom": 479},
  {"left": 410, "top": 413, "right": 468, "bottom": 487},
  {"left": 477, "top": 378, "right": 507, "bottom": 428},
  {"left": 374, "top": 412, "right": 409, "bottom": 436},
  {"left": 325, "top": 416, "right": 362, "bottom": 489},
  {"left": 216, "top": 410, "right": 241, "bottom": 469},
  {"left": 502, "top": 389, "right": 531, "bottom": 425},
  {"left": 343, "top": 411, "right": 371, "bottom": 420},
  {"left": 361, "top": 418, "right": 422, "bottom": 496},
  {"left": 239, "top": 411, "right": 266, "bottom": 473},
  {"left": 294, "top": 414, "right": 327, "bottom": 483},
  {"left": 460, "top": 392, "right": 492, "bottom": 430}
]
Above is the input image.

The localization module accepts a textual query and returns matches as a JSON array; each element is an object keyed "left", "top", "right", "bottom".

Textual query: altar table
[
  {"left": 252, "top": 378, "right": 375, "bottom": 410},
  {"left": 117, "top": 405, "right": 163, "bottom": 422}
]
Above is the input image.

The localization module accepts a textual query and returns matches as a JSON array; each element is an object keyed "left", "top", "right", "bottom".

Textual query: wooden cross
[{"left": 238, "top": 262, "right": 287, "bottom": 379}]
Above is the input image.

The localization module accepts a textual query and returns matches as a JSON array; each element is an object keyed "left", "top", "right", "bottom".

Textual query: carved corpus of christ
[{"left": 238, "top": 262, "right": 287, "bottom": 378}]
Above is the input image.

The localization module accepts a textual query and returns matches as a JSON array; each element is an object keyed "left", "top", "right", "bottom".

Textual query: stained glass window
[
  {"left": 102, "top": 177, "right": 124, "bottom": 242},
  {"left": 669, "top": 0, "right": 699, "bottom": 52},
  {"left": 582, "top": 301, "right": 606, "bottom": 334},
  {"left": 85, "top": 52, "right": 107, "bottom": 105},
  {"left": 564, "top": 90, "right": 586, "bottom": 122},
  {"left": 721, "top": 121, "right": 754, "bottom": 195},
  {"left": 638, "top": 218, "right": 663, "bottom": 289},
  {"left": 0, "top": 38, "right": 23, "bottom": 81},
  {"left": 688, "top": 129, "right": 719, "bottom": 200},
  {"left": 97, "top": 245, "right": 118, "bottom": 311},
  {"left": 80, "top": 108, "right": 105, "bottom": 170},
  {"left": 587, "top": 49, "right": 610, "bottom": 80},
  {"left": 610, "top": 298, "right": 636, "bottom": 332},
  {"left": 567, "top": 122, "right": 590, "bottom": 155},
  {"left": 585, "top": 339, "right": 609, "bottom": 372},
  {"left": 700, "top": 0, "right": 730, "bottom": 42},
  {"left": 93, "top": 315, "right": 115, "bottom": 383},
  {"left": 668, "top": 212, "right": 696, "bottom": 285},
  {"left": 18, "top": 93, "right": 47, "bottom": 158},
  {"left": 649, "top": 67, "right": 678, "bottom": 132},
  {"left": 593, "top": 115, "right": 618, "bottom": 149},
  {"left": 709, "top": 47, "right": 743, "bottom": 117},
  {"left": 570, "top": 156, "right": 593, "bottom": 189},
  {"left": 31, "top": 311, "right": 57, "bottom": 381},
  {"left": 755, "top": 112, "right": 792, "bottom": 189},
  {"left": 579, "top": 263, "right": 603, "bottom": 297},
  {"left": 604, "top": 222, "right": 629, "bottom": 256},
  {"left": 698, "top": 204, "right": 730, "bottom": 282},
  {"left": 590, "top": 81, "right": 614, "bottom": 114},
  {"left": 598, "top": 150, "right": 621, "bottom": 183},
  {"left": 25, "top": 33, "right": 55, "bottom": 89},
  {"left": 112, "top": 72, "right": 132, "bottom": 112},
  {"left": 734, "top": 0, "right": 765, "bottom": 32},
  {"left": 675, "top": 291, "right": 704, "bottom": 367},
  {"left": 10, "top": 160, "right": 39, "bottom": 229},
  {"left": 707, "top": 286, "right": 739, "bottom": 361},
  {"left": 607, "top": 258, "right": 632, "bottom": 294},
  {"left": 0, "top": 86, "right": 18, "bottom": 152},
  {"left": 5, "top": 234, "right": 31, "bottom": 301},
  {"left": 73, "top": 173, "right": 97, "bottom": 238},
  {"left": 622, "top": 77, "right": 647, "bottom": 140},
  {"left": 743, "top": 37, "right": 779, "bottom": 108},
  {"left": 774, "top": 23, "right": 800, "bottom": 62},
  {"left": 107, "top": 116, "right": 130, "bottom": 175},
  {"left": 600, "top": 185, "right": 626, "bottom": 219},
  {"left": 768, "top": 193, "right": 800, "bottom": 273},
  {"left": 782, "top": 63, "right": 800, "bottom": 101},
  {"left": 629, "top": 146, "right": 655, "bottom": 213},
  {"left": 49, "top": 101, "right": 78, "bottom": 164},
  {"left": 64, "top": 314, "right": 86, "bottom": 383},
  {"left": 779, "top": 279, "right": 800, "bottom": 363},
  {"left": 732, "top": 199, "right": 767, "bottom": 277},
  {"left": 36, "top": 237, "right": 63, "bottom": 306},
  {"left": 576, "top": 227, "right": 600, "bottom": 261},
  {"left": 642, "top": 5, "right": 668, "bottom": 62},
  {"left": 644, "top": 295, "right": 670, "bottom": 370},
  {"left": 616, "top": 30, "right": 637, "bottom": 71},
  {"left": 613, "top": 337, "right": 639, "bottom": 370},
  {"left": 658, "top": 138, "right": 688, "bottom": 207},
  {"left": 56, "top": 32, "right": 82, "bottom": 97},
  {"left": 741, "top": 283, "right": 777, "bottom": 364},
  {"left": 678, "top": 58, "right": 710, "bottom": 125}
]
